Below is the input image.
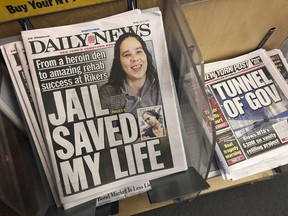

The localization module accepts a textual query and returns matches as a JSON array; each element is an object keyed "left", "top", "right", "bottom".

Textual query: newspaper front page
[
  {"left": 204, "top": 49, "right": 288, "bottom": 180},
  {"left": 21, "top": 10, "right": 187, "bottom": 207}
]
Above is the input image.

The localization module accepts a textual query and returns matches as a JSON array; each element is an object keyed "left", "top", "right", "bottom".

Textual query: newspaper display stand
[
  {"left": 147, "top": 0, "right": 216, "bottom": 203},
  {"left": 0, "top": 0, "right": 215, "bottom": 215},
  {"left": 2, "top": 0, "right": 288, "bottom": 215}
]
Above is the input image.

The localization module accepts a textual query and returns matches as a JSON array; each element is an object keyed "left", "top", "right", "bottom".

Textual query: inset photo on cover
[{"left": 137, "top": 105, "right": 166, "bottom": 140}]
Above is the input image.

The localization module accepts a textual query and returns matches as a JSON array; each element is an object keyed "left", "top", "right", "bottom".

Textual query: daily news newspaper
[
  {"left": 21, "top": 9, "right": 187, "bottom": 208},
  {"left": 0, "top": 10, "right": 160, "bottom": 209},
  {"left": 204, "top": 49, "right": 288, "bottom": 180}
]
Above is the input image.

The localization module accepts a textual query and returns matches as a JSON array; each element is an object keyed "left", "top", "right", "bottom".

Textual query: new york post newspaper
[{"left": 204, "top": 49, "right": 288, "bottom": 180}]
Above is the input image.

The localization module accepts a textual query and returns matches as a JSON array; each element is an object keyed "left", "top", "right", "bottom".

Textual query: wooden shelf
[{"left": 116, "top": 170, "right": 275, "bottom": 215}]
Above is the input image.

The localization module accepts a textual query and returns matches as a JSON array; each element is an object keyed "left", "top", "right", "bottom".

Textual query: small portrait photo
[{"left": 137, "top": 105, "right": 166, "bottom": 140}]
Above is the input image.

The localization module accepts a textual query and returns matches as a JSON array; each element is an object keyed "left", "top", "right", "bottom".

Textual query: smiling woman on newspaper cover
[{"left": 99, "top": 32, "right": 162, "bottom": 118}]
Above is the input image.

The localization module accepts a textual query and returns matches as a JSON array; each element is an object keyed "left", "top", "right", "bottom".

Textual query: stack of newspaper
[
  {"left": 203, "top": 48, "right": 288, "bottom": 180},
  {"left": 0, "top": 36, "right": 26, "bottom": 133},
  {"left": 0, "top": 8, "right": 189, "bottom": 209}
]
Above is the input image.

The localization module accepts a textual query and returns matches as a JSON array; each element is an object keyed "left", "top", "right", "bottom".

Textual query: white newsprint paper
[{"left": 21, "top": 9, "right": 187, "bottom": 208}]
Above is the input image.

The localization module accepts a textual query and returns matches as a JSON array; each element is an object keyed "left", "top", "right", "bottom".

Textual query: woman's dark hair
[
  {"left": 142, "top": 109, "right": 160, "bottom": 120},
  {"left": 108, "top": 32, "right": 158, "bottom": 88}
]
